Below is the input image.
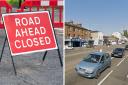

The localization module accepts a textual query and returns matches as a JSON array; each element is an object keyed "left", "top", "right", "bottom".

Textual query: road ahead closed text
[
  {"left": 2, "top": 11, "right": 57, "bottom": 55},
  {"left": 15, "top": 17, "right": 51, "bottom": 48}
]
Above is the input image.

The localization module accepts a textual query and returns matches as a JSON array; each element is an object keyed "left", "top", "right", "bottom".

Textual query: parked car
[
  {"left": 75, "top": 52, "right": 111, "bottom": 79},
  {"left": 111, "top": 48, "right": 125, "bottom": 58},
  {"left": 65, "top": 45, "right": 73, "bottom": 50},
  {"left": 111, "top": 41, "right": 117, "bottom": 45},
  {"left": 83, "top": 41, "right": 88, "bottom": 47},
  {"left": 125, "top": 45, "right": 128, "bottom": 50},
  {"left": 121, "top": 41, "right": 125, "bottom": 44},
  {"left": 118, "top": 41, "right": 122, "bottom": 45}
]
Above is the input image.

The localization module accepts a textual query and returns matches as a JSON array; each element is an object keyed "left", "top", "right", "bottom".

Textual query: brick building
[{"left": 65, "top": 21, "right": 92, "bottom": 47}]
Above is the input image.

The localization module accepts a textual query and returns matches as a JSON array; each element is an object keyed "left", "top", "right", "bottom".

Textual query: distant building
[
  {"left": 112, "top": 32, "right": 122, "bottom": 39},
  {"left": 111, "top": 32, "right": 128, "bottom": 44},
  {"left": 65, "top": 21, "right": 92, "bottom": 47},
  {"left": 91, "top": 31, "right": 104, "bottom": 45}
]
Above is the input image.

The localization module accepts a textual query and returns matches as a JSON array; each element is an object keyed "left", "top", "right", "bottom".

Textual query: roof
[
  {"left": 91, "top": 30, "right": 100, "bottom": 33},
  {"left": 65, "top": 21, "right": 92, "bottom": 31}
]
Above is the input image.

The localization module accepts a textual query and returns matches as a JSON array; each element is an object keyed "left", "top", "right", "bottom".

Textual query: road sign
[{"left": 2, "top": 11, "right": 57, "bottom": 56}]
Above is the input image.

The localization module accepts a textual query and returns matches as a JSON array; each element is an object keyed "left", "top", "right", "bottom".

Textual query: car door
[
  {"left": 104, "top": 53, "right": 110, "bottom": 68},
  {"left": 100, "top": 55, "right": 106, "bottom": 71}
]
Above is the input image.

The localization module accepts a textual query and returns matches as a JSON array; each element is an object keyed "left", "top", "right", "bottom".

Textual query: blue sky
[{"left": 65, "top": 0, "right": 128, "bottom": 35}]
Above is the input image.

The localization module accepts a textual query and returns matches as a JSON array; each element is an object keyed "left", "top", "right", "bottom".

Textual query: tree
[
  {"left": 7, "top": 0, "right": 24, "bottom": 8},
  {"left": 123, "top": 30, "right": 128, "bottom": 38},
  {"left": 19, "top": 0, "right": 22, "bottom": 8}
]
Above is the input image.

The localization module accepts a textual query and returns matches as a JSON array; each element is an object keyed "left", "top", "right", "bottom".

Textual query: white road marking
[
  {"left": 126, "top": 75, "right": 128, "bottom": 78},
  {"left": 98, "top": 55, "right": 128, "bottom": 85},
  {"left": 116, "top": 55, "right": 128, "bottom": 67},
  {"left": 116, "top": 57, "right": 126, "bottom": 67},
  {"left": 97, "top": 70, "right": 113, "bottom": 85}
]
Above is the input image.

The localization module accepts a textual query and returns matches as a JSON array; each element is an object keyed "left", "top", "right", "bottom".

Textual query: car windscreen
[
  {"left": 114, "top": 48, "right": 123, "bottom": 52},
  {"left": 83, "top": 54, "right": 101, "bottom": 63}
]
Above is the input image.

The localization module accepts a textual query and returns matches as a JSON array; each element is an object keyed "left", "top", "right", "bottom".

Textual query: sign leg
[
  {"left": 10, "top": 55, "right": 17, "bottom": 75},
  {"left": 0, "top": 36, "right": 17, "bottom": 75},
  {"left": 57, "top": 49, "right": 63, "bottom": 67},
  {"left": 52, "top": 27, "right": 63, "bottom": 67},
  {"left": 42, "top": 51, "right": 48, "bottom": 63},
  {"left": 0, "top": 36, "right": 7, "bottom": 62}
]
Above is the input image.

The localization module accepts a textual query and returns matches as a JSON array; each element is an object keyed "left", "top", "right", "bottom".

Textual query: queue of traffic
[{"left": 75, "top": 44, "right": 128, "bottom": 79}]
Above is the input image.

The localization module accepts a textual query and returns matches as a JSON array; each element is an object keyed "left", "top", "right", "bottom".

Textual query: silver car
[{"left": 75, "top": 52, "right": 111, "bottom": 78}]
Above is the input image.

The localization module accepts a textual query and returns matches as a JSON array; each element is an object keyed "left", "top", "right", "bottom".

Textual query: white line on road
[
  {"left": 97, "top": 70, "right": 113, "bottom": 85},
  {"left": 98, "top": 55, "right": 128, "bottom": 85},
  {"left": 116, "top": 55, "right": 128, "bottom": 67},
  {"left": 126, "top": 75, "right": 128, "bottom": 78},
  {"left": 116, "top": 57, "right": 126, "bottom": 67}
]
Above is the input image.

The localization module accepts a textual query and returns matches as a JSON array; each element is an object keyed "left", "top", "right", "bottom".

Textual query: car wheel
[{"left": 95, "top": 70, "right": 100, "bottom": 79}]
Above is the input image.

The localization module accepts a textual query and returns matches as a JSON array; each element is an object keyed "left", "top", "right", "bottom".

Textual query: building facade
[
  {"left": 91, "top": 31, "right": 104, "bottom": 45},
  {"left": 65, "top": 21, "right": 92, "bottom": 47}
]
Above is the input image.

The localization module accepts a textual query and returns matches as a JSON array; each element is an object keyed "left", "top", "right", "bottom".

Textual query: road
[
  {"left": 0, "top": 29, "right": 63, "bottom": 85},
  {"left": 65, "top": 44, "right": 128, "bottom": 85}
]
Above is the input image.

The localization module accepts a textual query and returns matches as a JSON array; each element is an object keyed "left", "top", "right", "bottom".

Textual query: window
[
  {"left": 73, "top": 34, "right": 75, "bottom": 37},
  {"left": 105, "top": 53, "right": 109, "bottom": 59},
  {"left": 70, "top": 27, "right": 72, "bottom": 31},
  {"left": 83, "top": 54, "right": 101, "bottom": 63},
  {"left": 101, "top": 55, "right": 104, "bottom": 62},
  {"left": 68, "top": 34, "right": 70, "bottom": 37},
  {"left": 75, "top": 29, "right": 78, "bottom": 32}
]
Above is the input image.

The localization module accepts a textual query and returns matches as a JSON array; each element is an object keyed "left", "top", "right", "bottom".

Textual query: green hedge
[{"left": 7, "top": 0, "right": 24, "bottom": 7}]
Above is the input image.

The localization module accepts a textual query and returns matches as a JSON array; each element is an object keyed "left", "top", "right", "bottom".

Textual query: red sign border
[{"left": 2, "top": 11, "right": 58, "bottom": 56}]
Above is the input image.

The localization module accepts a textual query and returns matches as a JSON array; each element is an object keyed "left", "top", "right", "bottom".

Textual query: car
[
  {"left": 111, "top": 48, "right": 125, "bottom": 58},
  {"left": 111, "top": 41, "right": 117, "bottom": 45},
  {"left": 125, "top": 45, "right": 128, "bottom": 50},
  {"left": 65, "top": 45, "right": 73, "bottom": 50},
  {"left": 75, "top": 52, "right": 111, "bottom": 79},
  {"left": 121, "top": 41, "right": 125, "bottom": 44}
]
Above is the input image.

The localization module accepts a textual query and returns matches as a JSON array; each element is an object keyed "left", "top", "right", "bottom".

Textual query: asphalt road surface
[
  {"left": 65, "top": 44, "right": 128, "bottom": 85},
  {"left": 0, "top": 29, "right": 63, "bottom": 85}
]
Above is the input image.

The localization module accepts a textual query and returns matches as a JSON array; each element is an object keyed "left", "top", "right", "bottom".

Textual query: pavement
[
  {"left": 65, "top": 44, "right": 128, "bottom": 85},
  {"left": 0, "top": 29, "right": 63, "bottom": 85}
]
